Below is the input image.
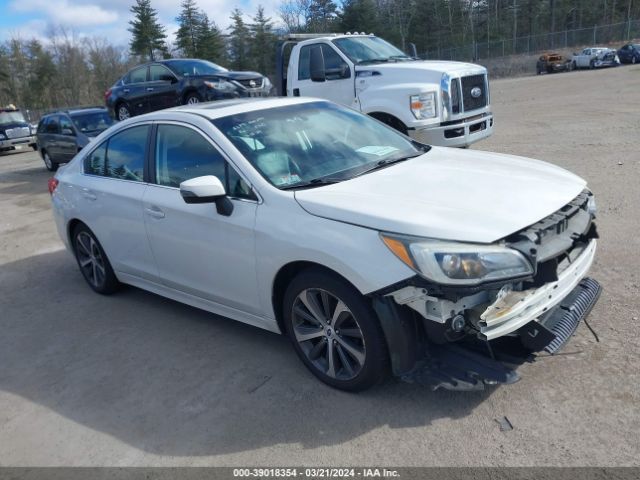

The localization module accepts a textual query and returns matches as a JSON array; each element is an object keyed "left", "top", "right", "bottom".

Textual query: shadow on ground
[{"left": 0, "top": 250, "right": 494, "bottom": 456}]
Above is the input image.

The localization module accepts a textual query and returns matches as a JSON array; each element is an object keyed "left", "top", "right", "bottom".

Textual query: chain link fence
[{"left": 421, "top": 19, "right": 640, "bottom": 61}]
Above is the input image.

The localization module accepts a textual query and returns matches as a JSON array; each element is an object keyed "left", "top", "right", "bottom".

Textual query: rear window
[{"left": 70, "top": 111, "right": 113, "bottom": 135}]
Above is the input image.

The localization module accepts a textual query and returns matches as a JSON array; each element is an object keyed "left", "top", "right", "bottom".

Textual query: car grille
[
  {"left": 5, "top": 127, "right": 30, "bottom": 139},
  {"left": 461, "top": 74, "right": 487, "bottom": 112},
  {"left": 236, "top": 78, "right": 264, "bottom": 89}
]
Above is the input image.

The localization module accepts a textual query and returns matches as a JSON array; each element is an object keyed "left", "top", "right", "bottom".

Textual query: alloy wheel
[
  {"left": 75, "top": 231, "right": 107, "bottom": 289},
  {"left": 291, "top": 288, "right": 366, "bottom": 380},
  {"left": 187, "top": 96, "right": 200, "bottom": 105},
  {"left": 44, "top": 153, "right": 53, "bottom": 170},
  {"left": 117, "top": 105, "right": 130, "bottom": 121}
]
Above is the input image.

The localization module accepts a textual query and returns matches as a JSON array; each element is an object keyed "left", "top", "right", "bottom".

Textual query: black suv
[
  {"left": 105, "top": 59, "right": 271, "bottom": 121},
  {"left": 36, "top": 107, "right": 114, "bottom": 171}
]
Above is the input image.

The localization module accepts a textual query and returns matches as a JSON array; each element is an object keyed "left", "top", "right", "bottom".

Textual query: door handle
[
  {"left": 146, "top": 87, "right": 155, "bottom": 92},
  {"left": 145, "top": 206, "right": 165, "bottom": 219},
  {"left": 81, "top": 188, "right": 97, "bottom": 201}
]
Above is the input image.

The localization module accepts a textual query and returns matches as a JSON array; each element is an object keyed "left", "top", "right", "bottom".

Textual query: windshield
[
  {"left": 212, "top": 101, "right": 425, "bottom": 189},
  {"left": 70, "top": 111, "right": 113, "bottom": 135},
  {"left": 0, "top": 111, "right": 27, "bottom": 126},
  {"left": 164, "top": 59, "right": 228, "bottom": 77},
  {"left": 333, "top": 36, "right": 411, "bottom": 64}
]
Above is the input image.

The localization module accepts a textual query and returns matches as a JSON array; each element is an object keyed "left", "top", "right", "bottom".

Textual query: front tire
[
  {"left": 184, "top": 92, "right": 202, "bottom": 105},
  {"left": 283, "top": 269, "right": 389, "bottom": 391},
  {"left": 43, "top": 151, "right": 58, "bottom": 172},
  {"left": 72, "top": 224, "right": 120, "bottom": 294}
]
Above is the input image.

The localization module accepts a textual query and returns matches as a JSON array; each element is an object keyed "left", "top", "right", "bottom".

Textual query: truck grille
[
  {"left": 461, "top": 74, "right": 487, "bottom": 112},
  {"left": 5, "top": 127, "right": 30, "bottom": 139}
]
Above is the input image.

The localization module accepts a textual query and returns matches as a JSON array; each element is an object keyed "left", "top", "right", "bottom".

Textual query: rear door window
[
  {"left": 129, "top": 67, "right": 148, "bottom": 84},
  {"left": 83, "top": 125, "right": 149, "bottom": 181}
]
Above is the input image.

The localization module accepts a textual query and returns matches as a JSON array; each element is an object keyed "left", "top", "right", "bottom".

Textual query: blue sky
[{"left": 0, "top": 0, "right": 282, "bottom": 44}]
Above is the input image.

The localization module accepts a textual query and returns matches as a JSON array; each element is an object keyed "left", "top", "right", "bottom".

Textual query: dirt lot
[{"left": 1, "top": 65, "right": 639, "bottom": 467}]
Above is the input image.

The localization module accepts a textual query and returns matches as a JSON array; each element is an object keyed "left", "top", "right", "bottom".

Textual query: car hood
[{"left": 294, "top": 147, "right": 587, "bottom": 243}]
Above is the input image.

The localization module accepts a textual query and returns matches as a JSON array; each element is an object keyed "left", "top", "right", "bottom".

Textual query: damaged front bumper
[
  {"left": 480, "top": 239, "right": 597, "bottom": 340},
  {"left": 372, "top": 191, "right": 601, "bottom": 390}
]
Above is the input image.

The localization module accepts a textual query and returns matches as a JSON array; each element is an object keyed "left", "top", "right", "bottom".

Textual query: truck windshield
[
  {"left": 164, "top": 59, "right": 228, "bottom": 77},
  {"left": 212, "top": 101, "right": 426, "bottom": 189},
  {"left": 0, "top": 111, "right": 26, "bottom": 126},
  {"left": 333, "top": 37, "right": 412, "bottom": 65}
]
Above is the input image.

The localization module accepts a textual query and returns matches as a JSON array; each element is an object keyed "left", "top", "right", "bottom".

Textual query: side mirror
[
  {"left": 61, "top": 128, "right": 75, "bottom": 136},
  {"left": 310, "top": 45, "right": 326, "bottom": 82},
  {"left": 180, "top": 175, "right": 233, "bottom": 216}
]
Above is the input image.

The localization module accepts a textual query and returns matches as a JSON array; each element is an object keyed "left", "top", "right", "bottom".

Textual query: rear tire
[
  {"left": 283, "top": 268, "right": 389, "bottom": 391},
  {"left": 72, "top": 224, "right": 120, "bottom": 295},
  {"left": 116, "top": 103, "right": 131, "bottom": 121},
  {"left": 43, "top": 151, "right": 58, "bottom": 172}
]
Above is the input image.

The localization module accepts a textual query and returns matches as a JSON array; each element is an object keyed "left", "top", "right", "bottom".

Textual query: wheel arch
[
  {"left": 271, "top": 260, "right": 364, "bottom": 334},
  {"left": 181, "top": 87, "right": 200, "bottom": 104},
  {"left": 368, "top": 111, "right": 409, "bottom": 135},
  {"left": 66, "top": 218, "right": 88, "bottom": 251}
]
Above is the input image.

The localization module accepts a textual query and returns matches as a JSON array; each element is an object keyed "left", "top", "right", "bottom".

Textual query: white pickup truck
[{"left": 276, "top": 33, "right": 493, "bottom": 148}]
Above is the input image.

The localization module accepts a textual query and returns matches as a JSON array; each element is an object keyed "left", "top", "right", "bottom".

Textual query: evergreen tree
[
  {"left": 128, "top": 0, "right": 168, "bottom": 60},
  {"left": 249, "top": 6, "right": 276, "bottom": 76},
  {"left": 340, "top": 0, "right": 380, "bottom": 34},
  {"left": 198, "top": 14, "right": 226, "bottom": 64},
  {"left": 307, "top": 0, "right": 338, "bottom": 32},
  {"left": 228, "top": 9, "right": 251, "bottom": 70},
  {"left": 176, "top": 0, "right": 203, "bottom": 58}
]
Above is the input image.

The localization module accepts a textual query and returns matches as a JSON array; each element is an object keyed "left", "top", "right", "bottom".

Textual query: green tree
[
  {"left": 249, "top": 6, "right": 277, "bottom": 76},
  {"left": 228, "top": 8, "right": 251, "bottom": 70},
  {"left": 128, "top": 0, "right": 168, "bottom": 60},
  {"left": 198, "top": 14, "right": 226, "bottom": 64},
  {"left": 176, "top": 0, "right": 203, "bottom": 57},
  {"left": 339, "top": 0, "right": 380, "bottom": 34},
  {"left": 308, "top": 0, "right": 338, "bottom": 32}
]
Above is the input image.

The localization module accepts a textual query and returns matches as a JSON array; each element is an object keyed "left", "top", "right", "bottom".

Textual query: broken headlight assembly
[{"left": 380, "top": 233, "right": 533, "bottom": 286}]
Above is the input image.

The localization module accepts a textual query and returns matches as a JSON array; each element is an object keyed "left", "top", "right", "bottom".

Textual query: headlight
[
  {"left": 0, "top": 133, "right": 6, "bottom": 140},
  {"left": 30, "top": 126, "right": 37, "bottom": 135},
  {"left": 263, "top": 77, "right": 272, "bottom": 89},
  {"left": 380, "top": 234, "right": 533, "bottom": 285},
  {"left": 204, "top": 80, "right": 237, "bottom": 92},
  {"left": 410, "top": 92, "right": 437, "bottom": 119}
]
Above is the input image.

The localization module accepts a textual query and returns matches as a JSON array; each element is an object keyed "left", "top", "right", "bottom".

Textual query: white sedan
[{"left": 49, "top": 98, "right": 601, "bottom": 391}]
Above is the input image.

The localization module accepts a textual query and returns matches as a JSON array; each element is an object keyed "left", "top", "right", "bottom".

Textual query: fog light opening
[{"left": 451, "top": 314, "right": 466, "bottom": 332}]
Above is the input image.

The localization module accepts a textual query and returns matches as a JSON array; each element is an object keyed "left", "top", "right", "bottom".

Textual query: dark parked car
[
  {"left": 0, "top": 106, "right": 37, "bottom": 155},
  {"left": 36, "top": 106, "right": 114, "bottom": 171},
  {"left": 105, "top": 59, "right": 272, "bottom": 121},
  {"left": 536, "top": 52, "right": 573, "bottom": 74},
  {"left": 618, "top": 43, "right": 640, "bottom": 64}
]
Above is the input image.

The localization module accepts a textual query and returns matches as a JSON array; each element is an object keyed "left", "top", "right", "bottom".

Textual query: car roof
[
  {"left": 43, "top": 106, "right": 107, "bottom": 117},
  {"left": 161, "top": 97, "right": 325, "bottom": 120}
]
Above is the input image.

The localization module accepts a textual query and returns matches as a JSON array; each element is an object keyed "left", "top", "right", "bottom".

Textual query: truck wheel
[
  {"left": 283, "top": 268, "right": 389, "bottom": 391},
  {"left": 589, "top": 59, "right": 596, "bottom": 69}
]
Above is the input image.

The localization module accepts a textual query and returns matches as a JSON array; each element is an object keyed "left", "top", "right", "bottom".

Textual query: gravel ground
[{"left": 0, "top": 65, "right": 639, "bottom": 467}]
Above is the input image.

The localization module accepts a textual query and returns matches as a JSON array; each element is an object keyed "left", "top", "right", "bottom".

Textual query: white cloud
[{"left": 9, "top": 0, "right": 119, "bottom": 27}]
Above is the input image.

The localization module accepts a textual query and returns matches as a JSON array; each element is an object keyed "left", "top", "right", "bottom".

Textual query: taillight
[
  {"left": 104, "top": 88, "right": 112, "bottom": 102},
  {"left": 48, "top": 178, "right": 59, "bottom": 195}
]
